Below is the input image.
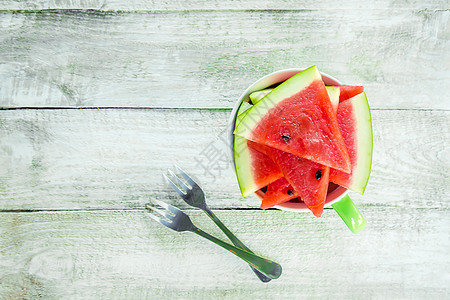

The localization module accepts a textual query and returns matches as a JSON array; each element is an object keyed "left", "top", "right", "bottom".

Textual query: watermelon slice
[
  {"left": 261, "top": 177, "right": 299, "bottom": 209},
  {"left": 234, "top": 136, "right": 283, "bottom": 197},
  {"left": 339, "top": 85, "right": 364, "bottom": 102},
  {"left": 234, "top": 66, "right": 351, "bottom": 173},
  {"left": 330, "top": 92, "right": 372, "bottom": 194}
]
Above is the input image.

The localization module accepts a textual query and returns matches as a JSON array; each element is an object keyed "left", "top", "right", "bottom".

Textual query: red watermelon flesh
[
  {"left": 329, "top": 92, "right": 372, "bottom": 194},
  {"left": 261, "top": 177, "right": 299, "bottom": 209},
  {"left": 235, "top": 66, "right": 351, "bottom": 174},
  {"left": 339, "top": 85, "right": 364, "bottom": 102},
  {"left": 259, "top": 86, "right": 341, "bottom": 213}
]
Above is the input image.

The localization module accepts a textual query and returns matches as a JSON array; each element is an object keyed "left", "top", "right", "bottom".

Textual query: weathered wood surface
[
  {"left": 0, "top": 109, "right": 448, "bottom": 210},
  {"left": 1, "top": 2, "right": 449, "bottom": 299},
  {"left": 1, "top": 208, "right": 449, "bottom": 299},
  {"left": 1, "top": 9, "right": 449, "bottom": 109},
  {"left": 1, "top": 0, "right": 449, "bottom": 10}
]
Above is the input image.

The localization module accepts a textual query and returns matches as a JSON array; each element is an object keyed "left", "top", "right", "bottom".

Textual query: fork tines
[
  {"left": 174, "top": 165, "right": 198, "bottom": 187},
  {"left": 164, "top": 165, "right": 198, "bottom": 197},
  {"left": 145, "top": 200, "right": 179, "bottom": 226}
]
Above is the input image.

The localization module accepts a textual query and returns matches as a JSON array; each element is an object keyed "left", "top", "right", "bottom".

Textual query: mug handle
[{"left": 331, "top": 195, "right": 366, "bottom": 233}]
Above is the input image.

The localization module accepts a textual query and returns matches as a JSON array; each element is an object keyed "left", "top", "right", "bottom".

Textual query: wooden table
[{"left": 1, "top": 1, "right": 449, "bottom": 299}]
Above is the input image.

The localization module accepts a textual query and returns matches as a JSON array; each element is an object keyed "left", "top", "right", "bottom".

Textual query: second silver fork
[{"left": 165, "top": 165, "right": 272, "bottom": 283}]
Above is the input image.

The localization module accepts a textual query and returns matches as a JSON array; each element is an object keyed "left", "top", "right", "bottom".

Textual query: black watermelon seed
[
  {"left": 315, "top": 170, "right": 322, "bottom": 180},
  {"left": 287, "top": 189, "right": 294, "bottom": 195},
  {"left": 281, "top": 134, "right": 290, "bottom": 142}
]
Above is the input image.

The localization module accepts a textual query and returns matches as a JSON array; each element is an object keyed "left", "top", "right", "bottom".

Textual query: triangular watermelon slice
[
  {"left": 266, "top": 147, "right": 330, "bottom": 217},
  {"left": 339, "top": 85, "right": 364, "bottom": 102},
  {"left": 234, "top": 66, "right": 351, "bottom": 173},
  {"left": 234, "top": 135, "right": 283, "bottom": 197},
  {"left": 330, "top": 92, "right": 372, "bottom": 194}
]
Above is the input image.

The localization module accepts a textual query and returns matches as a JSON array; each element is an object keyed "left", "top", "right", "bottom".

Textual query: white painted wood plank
[
  {"left": 1, "top": 9, "right": 449, "bottom": 109},
  {"left": 0, "top": 109, "right": 448, "bottom": 210},
  {"left": 0, "top": 208, "right": 448, "bottom": 299},
  {"left": 1, "top": 1, "right": 448, "bottom": 10}
]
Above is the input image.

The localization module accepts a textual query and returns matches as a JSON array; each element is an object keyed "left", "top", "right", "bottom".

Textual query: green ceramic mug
[{"left": 227, "top": 68, "right": 366, "bottom": 233}]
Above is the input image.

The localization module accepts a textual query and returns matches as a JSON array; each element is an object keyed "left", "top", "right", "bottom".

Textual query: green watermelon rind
[
  {"left": 342, "top": 92, "right": 373, "bottom": 193},
  {"left": 233, "top": 135, "right": 260, "bottom": 197},
  {"left": 234, "top": 65, "right": 320, "bottom": 137}
]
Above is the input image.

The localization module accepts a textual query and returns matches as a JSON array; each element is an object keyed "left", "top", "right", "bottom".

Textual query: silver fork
[
  {"left": 165, "top": 166, "right": 273, "bottom": 283},
  {"left": 146, "top": 200, "right": 282, "bottom": 280}
]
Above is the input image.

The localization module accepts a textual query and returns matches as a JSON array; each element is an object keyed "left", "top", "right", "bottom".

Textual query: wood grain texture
[
  {"left": 0, "top": 108, "right": 448, "bottom": 210},
  {"left": 1, "top": 9, "right": 449, "bottom": 109},
  {"left": 1, "top": 0, "right": 449, "bottom": 10},
  {"left": 0, "top": 208, "right": 448, "bottom": 299}
]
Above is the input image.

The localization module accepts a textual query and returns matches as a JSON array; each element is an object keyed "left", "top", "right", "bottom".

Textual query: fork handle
[
  {"left": 204, "top": 207, "right": 272, "bottom": 282},
  {"left": 192, "top": 226, "right": 282, "bottom": 279},
  {"left": 204, "top": 206, "right": 252, "bottom": 252}
]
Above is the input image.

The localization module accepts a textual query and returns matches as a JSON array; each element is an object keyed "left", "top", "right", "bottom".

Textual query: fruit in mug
[
  {"left": 233, "top": 67, "right": 371, "bottom": 217},
  {"left": 234, "top": 66, "right": 351, "bottom": 173}
]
